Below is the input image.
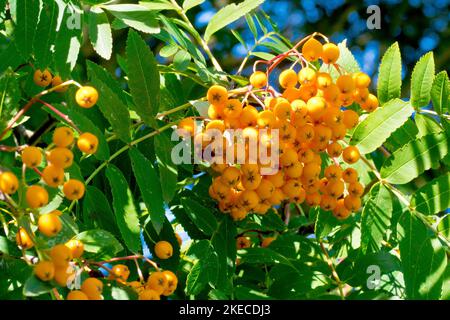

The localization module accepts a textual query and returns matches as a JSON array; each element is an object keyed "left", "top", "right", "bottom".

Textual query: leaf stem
[{"left": 319, "top": 241, "right": 345, "bottom": 300}]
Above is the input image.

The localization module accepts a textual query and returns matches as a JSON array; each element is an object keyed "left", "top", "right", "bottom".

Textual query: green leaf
[
  {"left": 411, "top": 52, "right": 435, "bottom": 109},
  {"left": 173, "top": 49, "right": 191, "bottom": 72},
  {"left": 126, "top": 30, "right": 160, "bottom": 127},
  {"left": 0, "top": 42, "right": 24, "bottom": 75},
  {"left": 350, "top": 99, "right": 414, "bottom": 154},
  {"left": 129, "top": 148, "right": 165, "bottom": 234},
  {"left": 430, "top": 71, "right": 449, "bottom": 115},
  {"left": 0, "top": 71, "right": 21, "bottom": 134},
  {"left": 23, "top": 276, "right": 53, "bottom": 297},
  {"left": 415, "top": 113, "right": 442, "bottom": 137},
  {"left": 181, "top": 197, "right": 217, "bottom": 236},
  {"left": 63, "top": 105, "right": 110, "bottom": 160},
  {"left": 360, "top": 183, "right": 393, "bottom": 254},
  {"left": 237, "top": 247, "right": 291, "bottom": 265},
  {"left": 14, "top": 0, "right": 40, "bottom": 59},
  {"left": 211, "top": 216, "right": 237, "bottom": 293},
  {"left": 411, "top": 173, "right": 450, "bottom": 215},
  {"left": 138, "top": 1, "right": 177, "bottom": 11},
  {"left": 320, "top": 40, "right": 360, "bottom": 80},
  {"left": 380, "top": 132, "right": 449, "bottom": 184},
  {"left": 314, "top": 207, "right": 345, "bottom": 239},
  {"left": 437, "top": 215, "right": 450, "bottom": 240},
  {"left": 377, "top": 42, "right": 402, "bottom": 104},
  {"left": 83, "top": 186, "right": 119, "bottom": 236},
  {"left": 398, "top": 211, "right": 447, "bottom": 299},
  {"left": 88, "top": 6, "right": 112, "bottom": 60},
  {"left": 234, "top": 286, "right": 272, "bottom": 300},
  {"left": 54, "top": 5, "right": 82, "bottom": 78},
  {"left": 87, "top": 61, "right": 131, "bottom": 142},
  {"left": 186, "top": 240, "right": 219, "bottom": 295},
  {"left": 154, "top": 132, "right": 178, "bottom": 203},
  {"left": 251, "top": 51, "right": 276, "bottom": 61},
  {"left": 106, "top": 165, "right": 141, "bottom": 253},
  {"left": 183, "top": 0, "right": 205, "bottom": 12},
  {"left": 102, "top": 4, "right": 160, "bottom": 34},
  {"left": 33, "top": 0, "right": 59, "bottom": 69},
  {"left": 204, "top": 0, "right": 265, "bottom": 42},
  {"left": 384, "top": 118, "right": 418, "bottom": 151},
  {"left": 75, "top": 229, "right": 124, "bottom": 260}
]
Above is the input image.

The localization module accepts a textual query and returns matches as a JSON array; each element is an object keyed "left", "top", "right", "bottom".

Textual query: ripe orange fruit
[
  {"left": 26, "top": 185, "right": 49, "bottom": 208},
  {"left": 33, "top": 69, "right": 52, "bottom": 87},
  {"left": 65, "top": 239, "right": 84, "bottom": 259},
  {"left": 249, "top": 71, "right": 267, "bottom": 89},
  {"left": 16, "top": 227, "right": 34, "bottom": 249},
  {"left": 63, "top": 179, "right": 85, "bottom": 200},
  {"left": 0, "top": 171, "right": 19, "bottom": 195},
  {"left": 207, "top": 85, "right": 228, "bottom": 106},
  {"left": 38, "top": 213, "right": 62, "bottom": 237},
  {"left": 154, "top": 241, "right": 173, "bottom": 259},
  {"left": 46, "top": 147, "right": 74, "bottom": 169},
  {"left": 34, "top": 261, "right": 55, "bottom": 281},
  {"left": 261, "top": 237, "right": 276, "bottom": 248},
  {"left": 110, "top": 264, "right": 130, "bottom": 282},
  {"left": 342, "top": 146, "right": 360, "bottom": 164},
  {"left": 279, "top": 69, "right": 298, "bottom": 88},
  {"left": 139, "top": 289, "right": 161, "bottom": 300},
  {"left": 22, "top": 146, "right": 42, "bottom": 168},
  {"left": 236, "top": 236, "right": 251, "bottom": 249},
  {"left": 302, "top": 38, "right": 323, "bottom": 61},
  {"left": 50, "top": 244, "right": 73, "bottom": 267},
  {"left": 146, "top": 271, "right": 168, "bottom": 295},
  {"left": 321, "top": 43, "right": 340, "bottom": 64},
  {"left": 75, "top": 86, "right": 98, "bottom": 108},
  {"left": 67, "top": 290, "right": 89, "bottom": 300},
  {"left": 53, "top": 127, "right": 74, "bottom": 147},
  {"left": 42, "top": 165, "right": 65, "bottom": 187},
  {"left": 51, "top": 76, "right": 69, "bottom": 92},
  {"left": 77, "top": 132, "right": 99, "bottom": 154},
  {"left": 162, "top": 270, "right": 178, "bottom": 296},
  {"left": 81, "top": 277, "right": 103, "bottom": 299}
]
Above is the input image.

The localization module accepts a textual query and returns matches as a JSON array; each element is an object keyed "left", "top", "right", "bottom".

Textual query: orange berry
[
  {"left": 34, "top": 261, "right": 55, "bottom": 281},
  {"left": 207, "top": 85, "right": 228, "bottom": 106},
  {"left": 268, "top": 188, "right": 285, "bottom": 205},
  {"left": 146, "top": 272, "right": 168, "bottom": 295},
  {"left": 236, "top": 236, "right": 251, "bottom": 249},
  {"left": 306, "top": 97, "right": 327, "bottom": 121},
  {"left": 261, "top": 237, "right": 276, "bottom": 248},
  {"left": 302, "top": 38, "right": 323, "bottom": 61},
  {"left": 51, "top": 244, "right": 73, "bottom": 267},
  {"left": 255, "top": 179, "right": 275, "bottom": 200},
  {"left": 175, "top": 233, "right": 182, "bottom": 247},
  {"left": 208, "top": 103, "right": 224, "bottom": 120},
  {"left": 321, "top": 43, "right": 340, "bottom": 64},
  {"left": 257, "top": 110, "right": 276, "bottom": 128},
  {"left": 354, "top": 72, "right": 371, "bottom": 88},
  {"left": 316, "top": 72, "right": 333, "bottom": 89},
  {"left": 265, "top": 171, "right": 284, "bottom": 188},
  {"left": 26, "top": 185, "right": 49, "bottom": 208},
  {"left": 139, "top": 289, "right": 160, "bottom": 300},
  {"left": 342, "top": 109, "right": 359, "bottom": 129},
  {"left": 230, "top": 207, "right": 248, "bottom": 221},
  {"left": 285, "top": 161, "right": 303, "bottom": 179},
  {"left": 249, "top": 71, "right": 267, "bottom": 89},
  {"left": 333, "top": 199, "right": 351, "bottom": 220},
  {"left": 75, "top": 86, "right": 98, "bottom": 108},
  {"left": 336, "top": 75, "right": 355, "bottom": 94},
  {"left": 279, "top": 69, "right": 298, "bottom": 88},
  {"left": 38, "top": 213, "right": 62, "bottom": 237},
  {"left": 67, "top": 290, "right": 89, "bottom": 300},
  {"left": 361, "top": 94, "right": 379, "bottom": 112},
  {"left": 282, "top": 179, "right": 303, "bottom": 199},
  {"left": 42, "top": 165, "right": 65, "bottom": 187},
  {"left": 348, "top": 181, "right": 364, "bottom": 197},
  {"left": 53, "top": 127, "right": 74, "bottom": 147},
  {"left": 280, "top": 148, "right": 298, "bottom": 167},
  {"left": 298, "top": 148, "right": 315, "bottom": 163},
  {"left": 47, "top": 147, "right": 74, "bottom": 169},
  {"left": 326, "top": 180, "right": 345, "bottom": 198},
  {"left": 110, "top": 264, "right": 130, "bottom": 282},
  {"left": 33, "top": 69, "right": 52, "bottom": 87},
  {"left": 16, "top": 227, "right": 34, "bottom": 249},
  {"left": 81, "top": 277, "right": 103, "bottom": 299},
  {"left": 342, "top": 168, "right": 358, "bottom": 183},
  {"left": 65, "top": 239, "right": 84, "bottom": 259},
  {"left": 63, "top": 179, "right": 85, "bottom": 200},
  {"left": 239, "top": 190, "right": 259, "bottom": 210},
  {"left": 77, "top": 132, "right": 98, "bottom": 154},
  {"left": 344, "top": 195, "right": 361, "bottom": 212},
  {"left": 0, "top": 171, "right": 19, "bottom": 195},
  {"left": 162, "top": 270, "right": 178, "bottom": 296},
  {"left": 54, "top": 265, "right": 75, "bottom": 287},
  {"left": 342, "top": 146, "right": 360, "bottom": 164},
  {"left": 305, "top": 192, "right": 321, "bottom": 206},
  {"left": 298, "top": 67, "right": 316, "bottom": 86},
  {"left": 327, "top": 142, "right": 343, "bottom": 158},
  {"left": 320, "top": 194, "right": 338, "bottom": 211},
  {"left": 154, "top": 241, "right": 173, "bottom": 259},
  {"left": 223, "top": 99, "right": 243, "bottom": 119},
  {"left": 273, "top": 100, "right": 292, "bottom": 120},
  {"left": 22, "top": 146, "right": 42, "bottom": 168},
  {"left": 221, "top": 167, "right": 241, "bottom": 188},
  {"left": 240, "top": 105, "right": 258, "bottom": 127},
  {"left": 51, "top": 76, "right": 69, "bottom": 92},
  {"left": 177, "top": 117, "right": 197, "bottom": 136},
  {"left": 324, "top": 164, "right": 342, "bottom": 181}
]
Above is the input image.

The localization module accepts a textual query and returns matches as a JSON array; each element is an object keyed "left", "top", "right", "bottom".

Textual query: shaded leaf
[{"left": 411, "top": 173, "right": 450, "bottom": 215}]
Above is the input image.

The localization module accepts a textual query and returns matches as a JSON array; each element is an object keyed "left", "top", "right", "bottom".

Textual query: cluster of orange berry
[
  {"left": 178, "top": 36, "right": 376, "bottom": 221},
  {"left": 236, "top": 235, "right": 275, "bottom": 249}
]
